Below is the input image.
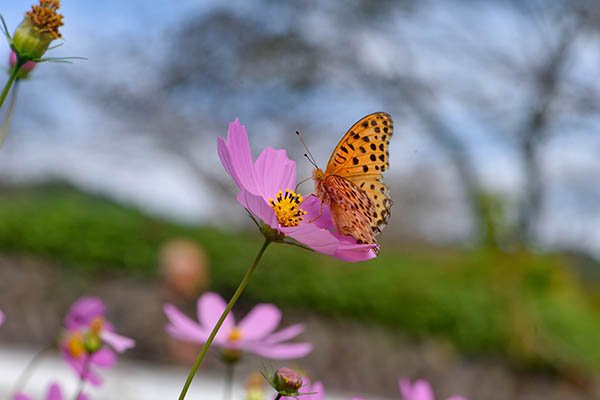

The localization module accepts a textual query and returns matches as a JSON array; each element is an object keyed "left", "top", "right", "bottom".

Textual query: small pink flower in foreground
[
  {"left": 217, "top": 118, "right": 376, "bottom": 262},
  {"left": 13, "top": 382, "right": 87, "bottom": 400},
  {"left": 399, "top": 378, "right": 467, "bottom": 400},
  {"left": 61, "top": 297, "right": 135, "bottom": 386},
  {"left": 164, "top": 292, "right": 312, "bottom": 361}
]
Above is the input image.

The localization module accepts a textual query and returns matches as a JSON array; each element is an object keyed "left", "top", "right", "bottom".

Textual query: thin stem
[
  {"left": 10, "top": 343, "right": 53, "bottom": 397},
  {"left": 223, "top": 362, "right": 235, "bottom": 400},
  {"left": 177, "top": 238, "right": 271, "bottom": 400},
  {"left": 0, "top": 80, "right": 19, "bottom": 146},
  {"left": 72, "top": 357, "right": 91, "bottom": 400},
  {"left": 0, "top": 62, "right": 21, "bottom": 109},
  {"left": 274, "top": 395, "right": 283, "bottom": 400}
]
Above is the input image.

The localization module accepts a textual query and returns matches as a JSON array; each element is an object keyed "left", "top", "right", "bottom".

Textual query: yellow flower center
[
  {"left": 269, "top": 189, "right": 306, "bottom": 227},
  {"left": 227, "top": 327, "right": 243, "bottom": 343},
  {"left": 26, "top": 0, "right": 63, "bottom": 39},
  {"left": 66, "top": 332, "right": 85, "bottom": 358}
]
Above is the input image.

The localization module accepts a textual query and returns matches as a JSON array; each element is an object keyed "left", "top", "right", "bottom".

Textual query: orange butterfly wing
[{"left": 315, "top": 112, "right": 393, "bottom": 246}]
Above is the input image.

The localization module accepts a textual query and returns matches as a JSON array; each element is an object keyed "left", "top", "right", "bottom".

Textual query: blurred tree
[{"left": 72, "top": 0, "right": 600, "bottom": 251}]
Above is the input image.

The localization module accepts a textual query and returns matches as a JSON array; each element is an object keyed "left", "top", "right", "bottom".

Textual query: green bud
[{"left": 12, "top": 17, "right": 54, "bottom": 61}]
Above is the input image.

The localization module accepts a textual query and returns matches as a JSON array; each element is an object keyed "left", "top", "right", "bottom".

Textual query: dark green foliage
[{"left": 0, "top": 183, "right": 598, "bottom": 372}]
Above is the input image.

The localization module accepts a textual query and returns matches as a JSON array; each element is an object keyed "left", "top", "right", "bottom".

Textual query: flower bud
[
  {"left": 273, "top": 367, "right": 303, "bottom": 396},
  {"left": 11, "top": 0, "right": 63, "bottom": 61}
]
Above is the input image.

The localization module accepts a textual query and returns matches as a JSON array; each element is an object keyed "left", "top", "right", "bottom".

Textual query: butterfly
[{"left": 312, "top": 112, "right": 393, "bottom": 250}]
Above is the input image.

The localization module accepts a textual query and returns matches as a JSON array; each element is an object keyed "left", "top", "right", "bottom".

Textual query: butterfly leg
[{"left": 308, "top": 201, "right": 324, "bottom": 224}]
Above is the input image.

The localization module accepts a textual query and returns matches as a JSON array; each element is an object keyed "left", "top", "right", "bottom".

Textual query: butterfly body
[{"left": 312, "top": 112, "right": 393, "bottom": 249}]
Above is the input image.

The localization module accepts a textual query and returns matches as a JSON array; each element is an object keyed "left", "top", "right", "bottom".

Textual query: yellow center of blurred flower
[
  {"left": 89, "top": 316, "right": 105, "bottom": 335},
  {"left": 26, "top": 0, "right": 63, "bottom": 39},
  {"left": 227, "top": 327, "right": 243, "bottom": 343},
  {"left": 269, "top": 189, "right": 306, "bottom": 227},
  {"left": 66, "top": 332, "right": 85, "bottom": 358}
]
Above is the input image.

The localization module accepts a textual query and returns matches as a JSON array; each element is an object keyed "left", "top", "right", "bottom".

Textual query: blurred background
[{"left": 0, "top": 0, "right": 599, "bottom": 399}]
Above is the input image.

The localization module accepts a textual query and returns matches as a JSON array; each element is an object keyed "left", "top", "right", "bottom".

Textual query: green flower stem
[
  {"left": 0, "top": 62, "right": 21, "bottom": 109},
  {"left": 223, "top": 362, "right": 235, "bottom": 400},
  {"left": 0, "top": 80, "right": 19, "bottom": 146},
  {"left": 177, "top": 238, "right": 272, "bottom": 400},
  {"left": 10, "top": 343, "right": 53, "bottom": 397},
  {"left": 72, "top": 356, "right": 91, "bottom": 400}
]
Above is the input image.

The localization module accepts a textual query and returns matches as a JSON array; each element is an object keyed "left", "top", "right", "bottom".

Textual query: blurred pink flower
[
  {"left": 217, "top": 118, "right": 376, "bottom": 262},
  {"left": 61, "top": 297, "right": 135, "bottom": 386},
  {"left": 13, "top": 382, "right": 87, "bottom": 400},
  {"left": 164, "top": 292, "right": 312, "bottom": 360},
  {"left": 399, "top": 378, "right": 467, "bottom": 400},
  {"left": 0, "top": 309, "right": 5, "bottom": 326}
]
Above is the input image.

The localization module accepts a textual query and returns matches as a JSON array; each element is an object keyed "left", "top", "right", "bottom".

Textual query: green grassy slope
[{"left": 0, "top": 183, "right": 598, "bottom": 373}]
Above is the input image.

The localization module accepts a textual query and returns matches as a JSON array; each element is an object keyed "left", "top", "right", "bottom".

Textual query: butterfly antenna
[
  {"left": 296, "top": 130, "right": 319, "bottom": 168},
  {"left": 295, "top": 175, "right": 313, "bottom": 192}
]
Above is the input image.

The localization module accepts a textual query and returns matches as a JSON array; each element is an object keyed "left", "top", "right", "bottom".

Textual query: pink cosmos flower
[
  {"left": 164, "top": 292, "right": 312, "bottom": 360},
  {"left": 61, "top": 297, "right": 135, "bottom": 386},
  {"left": 399, "top": 378, "right": 467, "bottom": 400},
  {"left": 13, "top": 382, "right": 88, "bottom": 400},
  {"left": 217, "top": 118, "right": 376, "bottom": 262}
]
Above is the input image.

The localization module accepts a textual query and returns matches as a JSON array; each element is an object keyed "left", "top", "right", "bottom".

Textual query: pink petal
[
  {"left": 238, "top": 304, "right": 281, "bottom": 341},
  {"left": 163, "top": 304, "right": 209, "bottom": 343},
  {"left": 399, "top": 378, "right": 413, "bottom": 399},
  {"left": 301, "top": 196, "right": 335, "bottom": 230},
  {"left": 13, "top": 394, "right": 31, "bottom": 400},
  {"left": 91, "top": 347, "right": 117, "bottom": 368},
  {"left": 63, "top": 353, "right": 103, "bottom": 387},
  {"left": 217, "top": 119, "right": 259, "bottom": 195},
  {"left": 332, "top": 235, "right": 377, "bottom": 262},
  {"left": 236, "top": 190, "right": 278, "bottom": 227},
  {"left": 281, "top": 223, "right": 338, "bottom": 256},
  {"left": 198, "top": 293, "right": 235, "bottom": 343},
  {"left": 46, "top": 383, "right": 62, "bottom": 400},
  {"left": 308, "top": 381, "right": 325, "bottom": 400},
  {"left": 64, "top": 297, "right": 105, "bottom": 330},
  {"left": 100, "top": 330, "right": 135, "bottom": 353},
  {"left": 0, "top": 309, "right": 5, "bottom": 326},
  {"left": 248, "top": 342, "right": 312, "bottom": 359},
  {"left": 254, "top": 147, "right": 296, "bottom": 199},
  {"left": 412, "top": 380, "right": 435, "bottom": 400},
  {"left": 264, "top": 323, "right": 305, "bottom": 344}
]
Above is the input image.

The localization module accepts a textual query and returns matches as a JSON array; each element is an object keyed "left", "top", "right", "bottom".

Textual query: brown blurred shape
[{"left": 159, "top": 238, "right": 210, "bottom": 300}]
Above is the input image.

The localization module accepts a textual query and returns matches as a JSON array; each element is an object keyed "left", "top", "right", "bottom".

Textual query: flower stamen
[
  {"left": 26, "top": 0, "right": 63, "bottom": 39},
  {"left": 269, "top": 189, "right": 307, "bottom": 227}
]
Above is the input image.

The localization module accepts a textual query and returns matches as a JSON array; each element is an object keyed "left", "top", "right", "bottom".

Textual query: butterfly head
[{"left": 312, "top": 167, "right": 325, "bottom": 182}]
